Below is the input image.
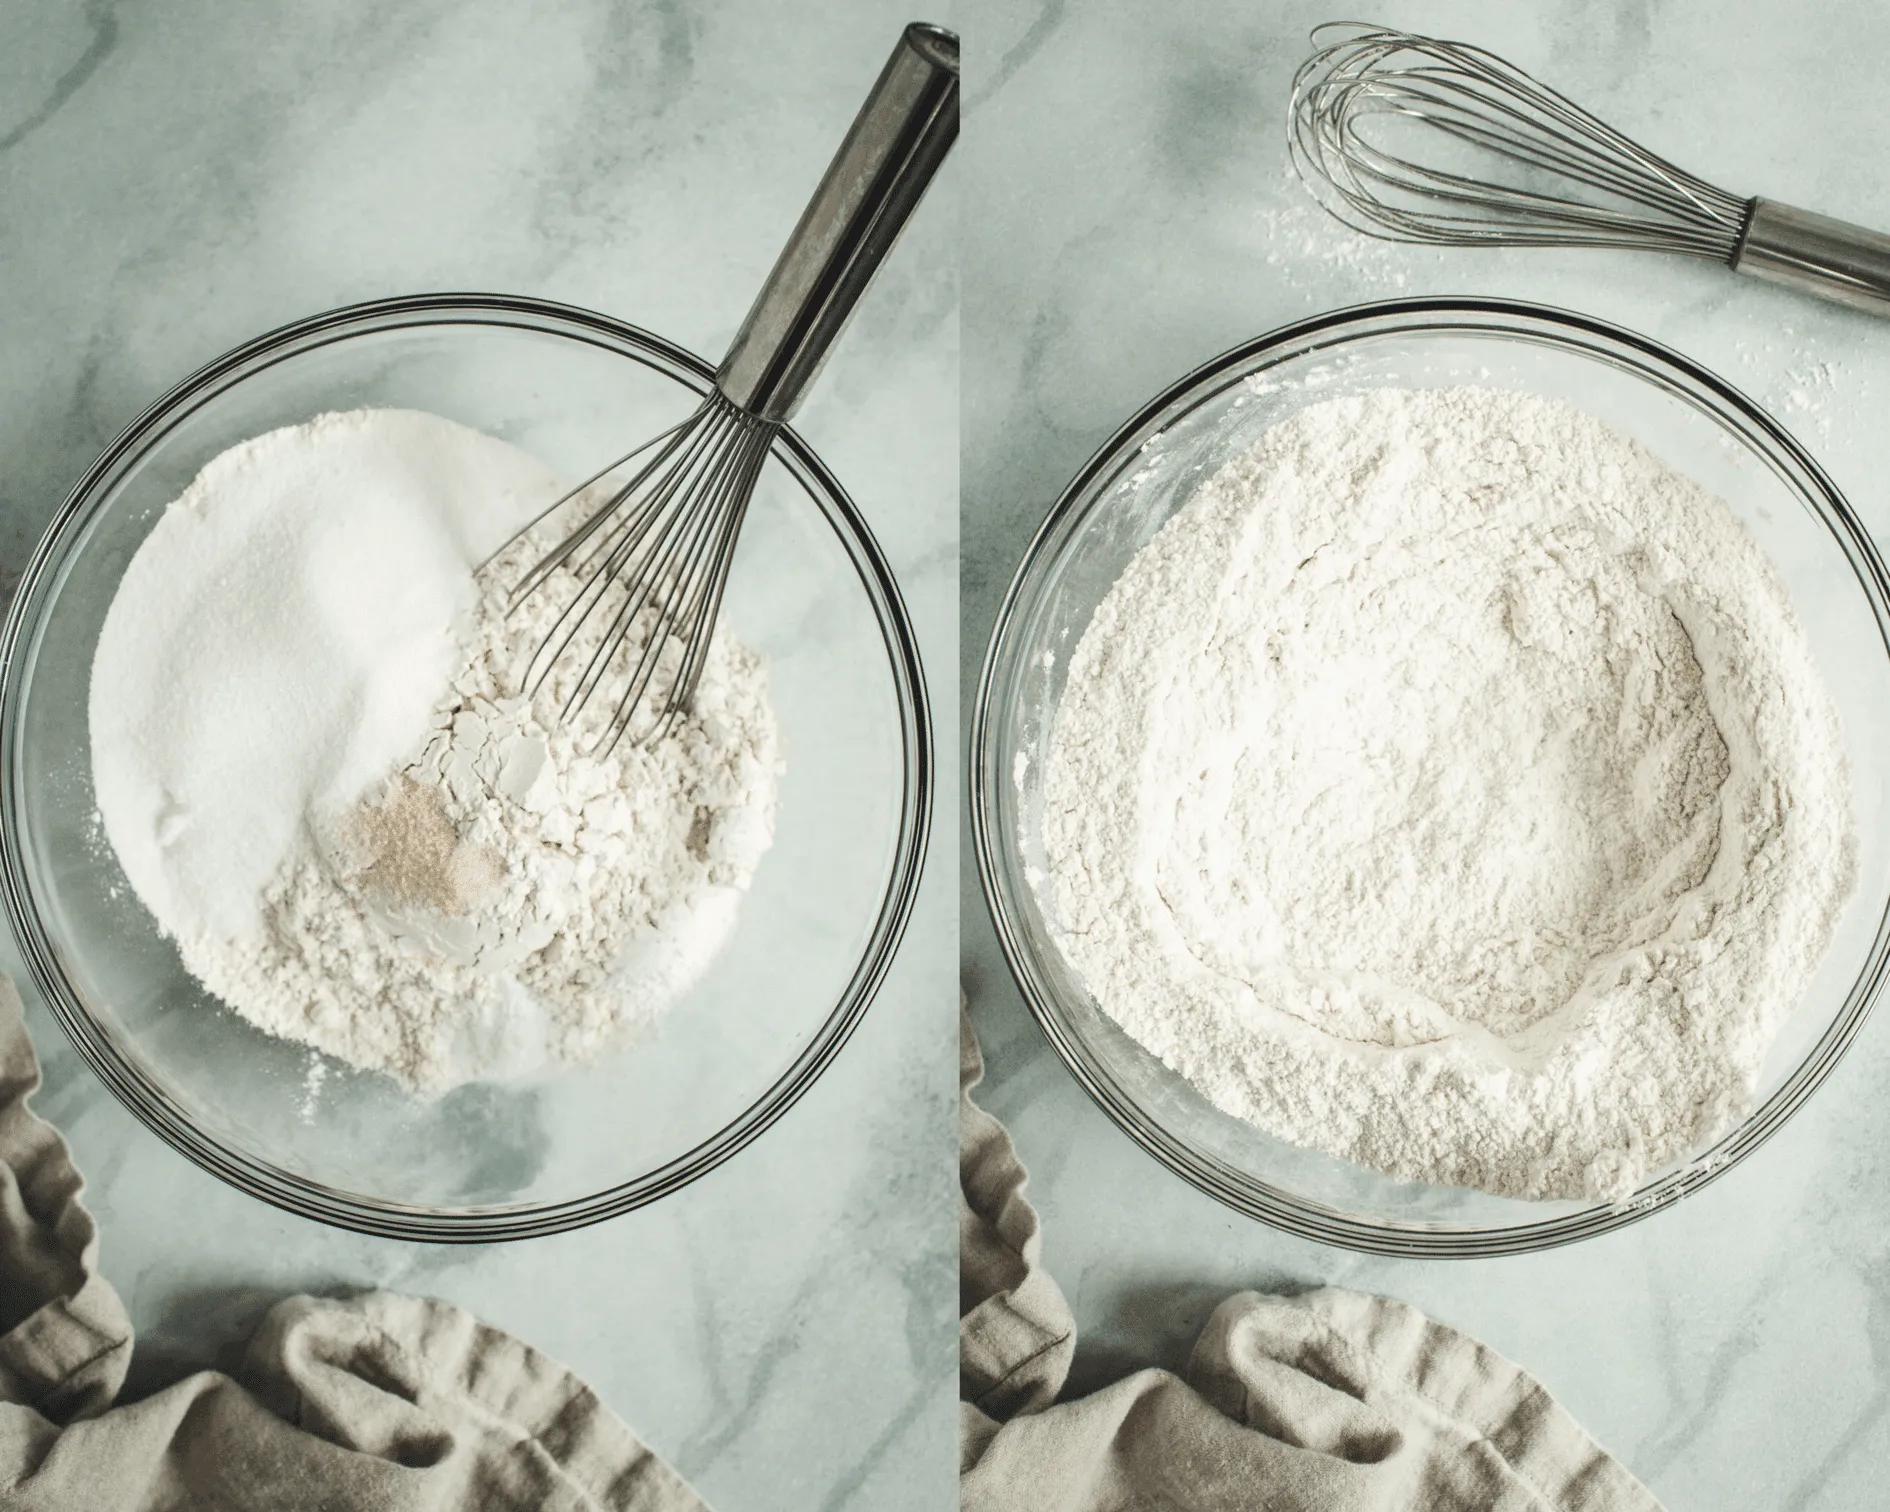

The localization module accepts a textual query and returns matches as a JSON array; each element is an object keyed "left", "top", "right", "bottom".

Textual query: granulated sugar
[
  {"left": 89, "top": 410, "right": 515, "bottom": 945},
  {"left": 1040, "top": 386, "right": 1856, "bottom": 1202},
  {"left": 90, "top": 409, "right": 779, "bottom": 1093}
]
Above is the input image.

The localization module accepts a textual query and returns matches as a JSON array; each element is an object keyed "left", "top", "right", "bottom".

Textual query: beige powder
[
  {"left": 1042, "top": 385, "right": 1857, "bottom": 1202},
  {"left": 347, "top": 775, "right": 500, "bottom": 916}
]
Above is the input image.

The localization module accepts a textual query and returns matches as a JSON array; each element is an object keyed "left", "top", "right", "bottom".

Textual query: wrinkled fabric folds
[
  {"left": 0, "top": 977, "right": 707, "bottom": 1511},
  {"left": 958, "top": 1007, "right": 1666, "bottom": 1512}
]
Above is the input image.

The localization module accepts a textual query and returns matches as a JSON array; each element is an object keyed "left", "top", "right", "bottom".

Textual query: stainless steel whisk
[
  {"left": 488, "top": 23, "right": 958, "bottom": 752},
  {"left": 1289, "top": 23, "right": 1890, "bottom": 316}
]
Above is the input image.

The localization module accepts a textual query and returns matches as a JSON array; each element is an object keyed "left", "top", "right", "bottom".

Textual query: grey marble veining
[
  {"left": 16, "top": 0, "right": 1890, "bottom": 1504},
  {"left": 961, "top": 3, "right": 1890, "bottom": 1509},
  {"left": 1, "top": 3, "right": 956, "bottom": 1509}
]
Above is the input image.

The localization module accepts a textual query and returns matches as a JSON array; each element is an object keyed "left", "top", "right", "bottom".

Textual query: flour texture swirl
[{"left": 1040, "top": 386, "right": 1855, "bottom": 1201}]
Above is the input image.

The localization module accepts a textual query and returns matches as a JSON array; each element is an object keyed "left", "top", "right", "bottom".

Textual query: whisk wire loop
[
  {"left": 512, "top": 397, "right": 728, "bottom": 698},
  {"left": 493, "top": 390, "right": 777, "bottom": 757},
  {"left": 1290, "top": 23, "right": 1749, "bottom": 258},
  {"left": 642, "top": 421, "right": 772, "bottom": 745},
  {"left": 553, "top": 402, "right": 736, "bottom": 715},
  {"left": 581, "top": 406, "right": 774, "bottom": 753},
  {"left": 489, "top": 414, "right": 697, "bottom": 602},
  {"left": 475, "top": 21, "right": 959, "bottom": 750}
]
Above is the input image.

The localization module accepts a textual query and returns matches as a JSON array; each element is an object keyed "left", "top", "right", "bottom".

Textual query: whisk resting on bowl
[
  {"left": 484, "top": 22, "right": 958, "bottom": 753},
  {"left": 1289, "top": 22, "right": 1890, "bottom": 317}
]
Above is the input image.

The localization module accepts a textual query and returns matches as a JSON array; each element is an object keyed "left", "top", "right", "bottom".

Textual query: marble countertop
[
  {"left": 960, "top": 2, "right": 1890, "bottom": 1508},
  {"left": 12, "top": 0, "right": 1890, "bottom": 1504},
  {"left": 1, "top": 4, "right": 956, "bottom": 1509}
]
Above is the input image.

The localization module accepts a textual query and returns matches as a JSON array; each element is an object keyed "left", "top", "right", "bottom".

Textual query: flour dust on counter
[
  {"left": 89, "top": 409, "right": 781, "bottom": 1094},
  {"left": 1040, "top": 386, "right": 1856, "bottom": 1202}
]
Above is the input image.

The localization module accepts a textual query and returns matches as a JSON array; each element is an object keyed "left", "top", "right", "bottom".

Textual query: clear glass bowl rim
[
  {"left": 0, "top": 292, "right": 934, "bottom": 1242},
  {"left": 971, "top": 295, "right": 1890, "bottom": 1258}
]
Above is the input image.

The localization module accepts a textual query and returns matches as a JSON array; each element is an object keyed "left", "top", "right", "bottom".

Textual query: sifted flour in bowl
[
  {"left": 1040, "top": 386, "right": 1856, "bottom": 1202},
  {"left": 90, "top": 409, "right": 779, "bottom": 1093}
]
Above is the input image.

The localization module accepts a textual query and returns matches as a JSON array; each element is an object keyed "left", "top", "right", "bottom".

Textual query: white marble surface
[
  {"left": 18, "top": 0, "right": 1890, "bottom": 1503},
  {"left": 1, "top": 4, "right": 956, "bottom": 1509},
  {"left": 961, "top": 2, "right": 1890, "bottom": 1508}
]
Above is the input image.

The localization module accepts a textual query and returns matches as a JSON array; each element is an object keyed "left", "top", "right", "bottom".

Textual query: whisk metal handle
[
  {"left": 715, "top": 23, "right": 959, "bottom": 422},
  {"left": 1733, "top": 199, "right": 1890, "bottom": 317}
]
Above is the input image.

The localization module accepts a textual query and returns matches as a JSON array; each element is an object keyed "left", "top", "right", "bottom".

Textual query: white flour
[
  {"left": 91, "top": 409, "right": 779, "bottom": 1093},
  {"left": 1041, "top": 386, "right": 1856, "bottom": 1202}
]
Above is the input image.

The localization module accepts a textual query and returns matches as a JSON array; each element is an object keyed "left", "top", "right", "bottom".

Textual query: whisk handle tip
[{"left": 714, "top": 23, "right": 959, "bottom": 421}]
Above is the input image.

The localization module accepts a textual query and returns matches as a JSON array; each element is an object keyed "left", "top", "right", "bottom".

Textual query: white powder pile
[
  {"left": 91, "top": 409, "right": 779, "bottom": 1093},
  {"left": 1041, "top": 386, "right": 1856, "bottom": 1202}
]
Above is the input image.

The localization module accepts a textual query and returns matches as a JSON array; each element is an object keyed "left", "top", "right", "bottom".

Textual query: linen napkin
[
  {"left": 959, "top": 1009, "right": 1668, "bottom": 1512},
  {"left": 0, "top": 975, "right": 708, "bottom": 1511}
]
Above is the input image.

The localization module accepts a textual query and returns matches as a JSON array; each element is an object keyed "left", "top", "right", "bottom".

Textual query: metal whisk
[
  {"left": 1289, "top": 23, "right": 1890, "bottom": 316},
  {"left": 488, "top": 23, "right": 958, "bottom": 752}
]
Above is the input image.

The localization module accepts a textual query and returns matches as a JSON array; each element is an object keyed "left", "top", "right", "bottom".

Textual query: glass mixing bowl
[
  {"left": 973, "top": 298, "right": 1890, "bottom": 1257},
  {"left": 0, "top": 294, "right": 931, "bottom": 1240}
]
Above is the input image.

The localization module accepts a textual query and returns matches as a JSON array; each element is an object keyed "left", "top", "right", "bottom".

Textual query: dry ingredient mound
[
  {"left": 1040, "top": 385, "right": 1856, "bottom": 1202},
  {"left": 89, "top": 408, "right": 779, "bottom": 1094}
]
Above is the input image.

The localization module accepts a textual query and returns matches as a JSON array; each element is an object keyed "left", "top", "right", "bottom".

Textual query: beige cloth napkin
[
  {"left": 959, "top": 1010, "right": 1668, "bottom": 1512},
  {"left": 0, "top": 976, "right": 708, "bottom": 1511}
]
